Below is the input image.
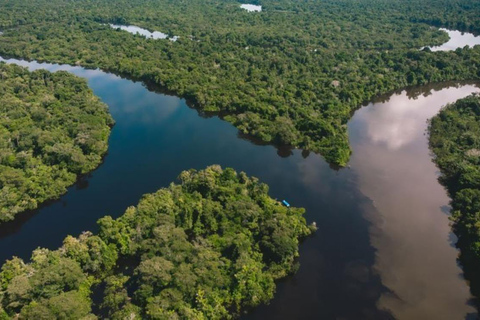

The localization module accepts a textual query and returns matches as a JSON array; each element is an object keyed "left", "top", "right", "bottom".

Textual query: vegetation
[
  {"left": 0, "top": 62, "right": 113, "bottom": 223},
  {"left": 1, "top": 0, "right": 480, "bottom": 165},
  {"left": 429, "top": 94, "right": 480, "bottom": 298},
  {"left": 0, "top": 166, "right": 315, "bottom": 319}
]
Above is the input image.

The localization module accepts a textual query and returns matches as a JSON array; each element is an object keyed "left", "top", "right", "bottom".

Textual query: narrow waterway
[
  {"left": 1, "top": 29, "right": 479, "bottom": 319},
  {"left": 108, "top": 24, "right": 179, "bottom": 41},
  {"left": 428, "top": 28, "right": 480, "bottom": 51}
]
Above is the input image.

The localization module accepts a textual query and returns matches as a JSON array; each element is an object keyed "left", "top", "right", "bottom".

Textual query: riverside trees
[
  {"left": 429, "top": 94, "right": 480, "bottom": 299},
  {"left": 0, "top": 63, "right": 113, "bottom": 223},
  {"left": 0, "top": 166, "right": 315, "bottom": 319}
]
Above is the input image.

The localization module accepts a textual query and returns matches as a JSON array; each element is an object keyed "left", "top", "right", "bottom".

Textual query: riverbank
[
  {"left": 0, "top": 62, "right": 113, "bottom": 223},
  {"left": 429, "top": 94, "right": 480, "bottom": 303}
]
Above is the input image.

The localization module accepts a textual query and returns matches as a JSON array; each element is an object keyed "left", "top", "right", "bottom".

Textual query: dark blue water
[
  {"left": 0, "top": 57, "right": 477, "bottom": 319},
  {"left": 0, "top": 58, "right": 388, "bottom": 319}
]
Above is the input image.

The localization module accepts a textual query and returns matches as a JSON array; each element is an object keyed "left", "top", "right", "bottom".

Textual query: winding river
[{"left": 1, "top": 29, "right": 480, "bottom": 319}]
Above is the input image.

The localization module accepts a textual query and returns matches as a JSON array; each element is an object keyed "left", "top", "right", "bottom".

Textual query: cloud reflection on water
[{"left": 349, "top": 84, "right": 480, "bottom": 319}]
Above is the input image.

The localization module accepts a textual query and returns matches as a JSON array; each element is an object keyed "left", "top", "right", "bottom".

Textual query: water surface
[
  {"left": 348, "top": 83, "right": 480, "bottom": 319},
  {"left": 109, "top": 24, "right": 178, "bottom": 41},
  {"left": 240, "top": 4, "right": 262, "bottom": 12},
  {"left": 428, "top": 28, "right": 480, "bottom": 51}
]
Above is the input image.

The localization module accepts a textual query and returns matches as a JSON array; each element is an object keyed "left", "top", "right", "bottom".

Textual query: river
[{"left": 1, "top": 30, "right": 480, "bottom": 319}]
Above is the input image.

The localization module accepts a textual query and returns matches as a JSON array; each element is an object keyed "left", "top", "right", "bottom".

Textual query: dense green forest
[
  {"left": 0, "top": 166, "right": 314, "bottom": 319},
  {"left": 0, "top": 62, "right": 113, "bottom": 223},
  {"left": 1, "top": 0, "right": 480, "bottom": 165},
  {"left": 429, "top": 94, "right": 480, "bottom": 298}
]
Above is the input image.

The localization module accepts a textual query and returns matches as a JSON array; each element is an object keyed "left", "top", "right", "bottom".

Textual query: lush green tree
[
  {"left": 19, "top": 291, "right": 94, "bottom": 320},
  {"left": 429, "top": 94, "right": 480, "bottom": 297},
  {"left": 0, "top": 63, "right": 114, "bottom": 223},
  {"left": 0, "top": 166, "right": 314, "bottom": 319}
]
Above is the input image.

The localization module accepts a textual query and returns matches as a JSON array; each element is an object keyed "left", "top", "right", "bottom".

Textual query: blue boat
[{"left": 282, "top": 200, "right": 291, "bottom": 207}]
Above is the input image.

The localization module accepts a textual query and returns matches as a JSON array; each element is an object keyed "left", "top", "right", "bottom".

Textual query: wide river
[{"left": 1, "top": 30, "right": 480, "bottom": 320}]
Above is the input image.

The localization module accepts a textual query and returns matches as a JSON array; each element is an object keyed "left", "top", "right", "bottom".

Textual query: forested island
[
  {"left": 429, "top": 94, "right": 480, "bottom": 299},
  {"left": 1, "top": 0, "right": 480, "bottom": 165},
  {"left": 0, "top": 166, "right": 314, "bottom": 319},
  {"left": 0, "top": 63, "right": 113, "bottom": 223}
]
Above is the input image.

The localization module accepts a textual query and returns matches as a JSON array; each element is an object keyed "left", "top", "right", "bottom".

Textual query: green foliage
[
  {"left": 0, "top": 249, "right": 94, "bottom": 318},
  {"left": 429, "top": 94, "right": 480, "bottom": 297},
  {"left": 0, "top": 63, "right": 114, "bottom": 223},
  {"left": 19, "top": 291, "right": 93, "bottom": 320},
  {"left": 1, "top": 0, "right": 480, "bottom": 165},
  {"left": 0, "top": 166, "right": 314, "bottom": 319},
  {"left": 62, "top": 232, "right": 118, "bottom": 275}
]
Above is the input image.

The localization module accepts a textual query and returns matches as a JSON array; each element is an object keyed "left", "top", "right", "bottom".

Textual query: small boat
[{"left": 282, "top": 200, "right": 291, "bottom": 207}]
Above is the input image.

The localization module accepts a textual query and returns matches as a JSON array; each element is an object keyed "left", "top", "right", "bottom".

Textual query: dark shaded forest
[
  {"left": 0, "top": 166, "right": 314, "bottom": 319},
  {"left": 0, "top": 63, "right": 113, "bottom": 223},
  {"left": 429, "top": 94, "right": 480, "bottom": 301},
  {"left": 1, "top": 0, "right": 480, "bottom": 165}
]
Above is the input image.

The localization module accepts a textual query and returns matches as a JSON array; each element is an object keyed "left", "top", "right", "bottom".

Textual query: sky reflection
[{"left": 349, "top": 84, "right": 480, "bottom": 319}]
